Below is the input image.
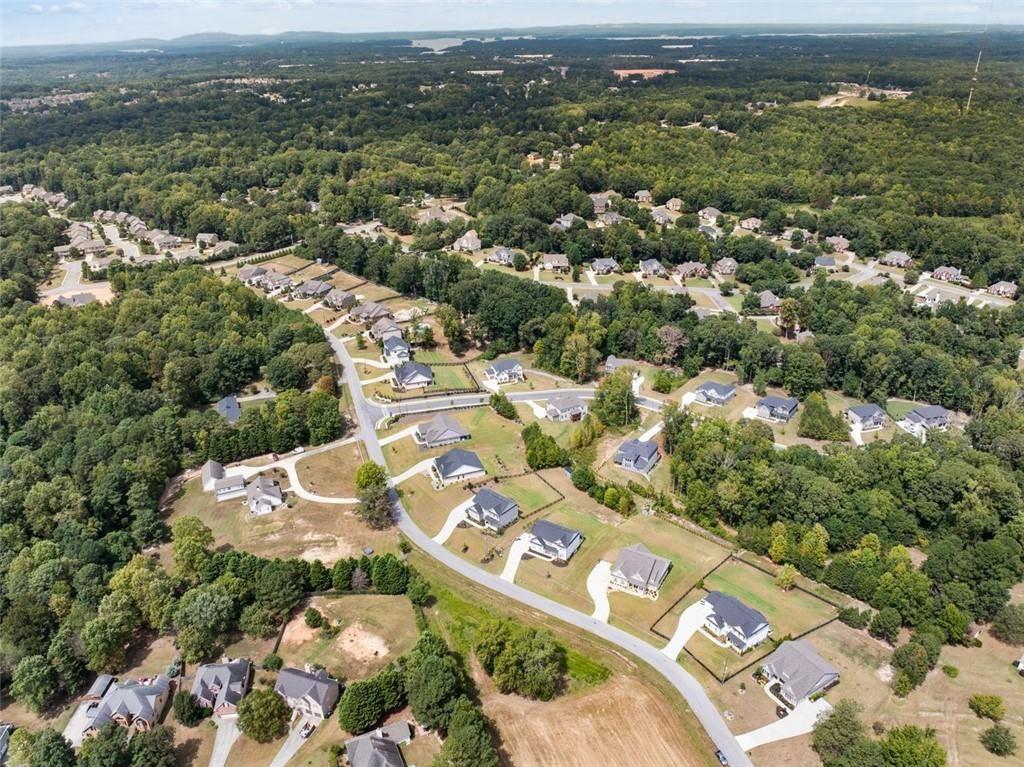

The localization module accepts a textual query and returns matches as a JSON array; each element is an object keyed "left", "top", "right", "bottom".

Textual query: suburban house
[
  {"left": 650, "top": 207, "right": 672, "bottom": 225},
  {"left": 191, "top": 658, "right": 252, "bottom": 717},
  {"left": 382, "top": 336, "right": 412, "bottom": 366},
  {"left": 677, "top": 261, "right": 709, "bottom": 279},
  {"left": 635, "top": 189, "right": 653, "bottom": 203},
  {"left": 483, "top": 358, "right": 525, "bottom": 385},
  {"left": 295, "top": 279, "right": 332, "bottom": 300},
  {"left": 345, "top": 721, "right": 412, "bottom": 767},
  {"left": 418, "top": 207, "right": 458, "bottom": 225},
  {"left": 527, "top": 519, "right": 584, "bottom": 562},
  {"left": 350, "top": 302, "right": 393, "bottom": 322},
  {"left": 274, "top": 667, "right": 340, "bottom": 720},
  {"left": 713, "top": 257, "right": 738, "bottom": 275},
  {"left": 609, "top": 543, "right": 671, "bottom": 598},
  {"left": 814, "top": 255, "right": 837, "bottom": 271},
  {"left": 846, "top": 403, "right": 887, "bottom": 431},
  {"left": 414, "top": 413, "right": 470, "bottom": 448},
  {"left": 932, "top": 265, "right": 964, "bottom": 283},
  {"left": 700, "top": 591, "right": 771, "bottom": 653},
  {"left": 370, "top": 317, "right": 403, "bottom": 342},
  {"left": 546, "top": 394, "right": 589, "bottom": 422},
  {"left": 880, "top": 251, "right": 913, "bottom": 268},
  {"left": 589, "top": 192, "right": 614, "bottom": 215},
  {"left": 552, "top": 212, "right": 584, "bottom": 231},
  {"left": 605, "top": 354, "right": 641, "bottom": 375},
  {"left": 83, "top": 675, "right": 171, "bottom": 736},
  {"left": 614, "top": 439, "right": 661, "bottom": 475},
  {"left": 739, "top": 217, "right": 762, "bottom": 231},
  {"left": 431, "top": 448, "right": 486, "bottom": 487},
  {"left": 201, "top": 459, "right": 227, "bottom": 492},
  {"left": 211, "top": 240, "right": 239, "bottom": 257},
  {"left": 597, "top": 211, "right": 627, "bottom": 227},
  {"left": 196, "top": 233, "right": 219, "bottom": 247},
  {"left": 900, "top": 405, "right": 951, "bottom": 437},
  {"left": 640, "top": 259, "right": 667, "bottom": 277},
  {"left": 759, "top": 290, "right": 783, "bottom": 312},
  {"left": 468, "top": 487, "right": 520, "bottom": 531},
  {"left": 393, "top": 362, "right": 434, "bottom": 391},
  {"left": 698, "top": 206, "right": 722, "bottom": 223},
  {"left": 214, "top": 474, "right": 246, "bottom": 502},
  {"left": 591, "top": 257, "right": 620, "bottom": 274},
  {"left": 756, "top": 395, "right": 799, "bottom": 423},
  {"left": 666, "top": 197, "right": 684, "bottom": 211},
  {"left": 541, "top": 253, "right": 571, "bottom": 272},
  {"left": 246, "top": 476, "right": 284, "bottom": 516},
  {"left": 988, "top": 281, "right": 1018, "bottom": 298},
  {"left": 698, "top": 224, "right": 721, "bottom": 240},
  {"left": 694, "top": 381, "right": 736, "bottom": 407},
  {"left": 323, "top": 289, "right": 357, "bottom": 310},
  {"left": 824, "top": 235, "right": 850, "bottom": 252},
  {"left": 56, "top": 293, "right": 96, "bottom": 307},
  {"left": 759, "top": 640, "right": 840, "bottom": 708},
  {"left": 453, "top": 229, "right": 482, "bottom": 252},
  {"left": 487, "top": 247, "right": 516, "bottom": 266},
  {"left": 261, "top": 270, "right": 293, "bottom": 292},
  {"left": 215, "top": 395, "right": 242, "bottom": 424},
  {"left": 237, "top": 265, "right": 267, "bottom": 285}
]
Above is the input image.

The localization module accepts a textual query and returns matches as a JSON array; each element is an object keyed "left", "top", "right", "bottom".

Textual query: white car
[{"left": 292, "top": 446, "right": 305, "bottom": 454}]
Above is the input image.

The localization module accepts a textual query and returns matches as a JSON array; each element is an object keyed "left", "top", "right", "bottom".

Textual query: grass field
[
  {"left": 294, "top": 441, "right": 364, "bottom": 498},
  {"left": 261, "top": 254, "right": 310, "bottom": 273},
  {"left": 165, "top": 477, "right": 396, "bottom": 564},
  {"left": 278, "top": 595, "right": 419, "bottom": 682}
]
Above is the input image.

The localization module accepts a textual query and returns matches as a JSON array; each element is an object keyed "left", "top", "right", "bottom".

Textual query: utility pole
[{"left": 965, "top": 49, "right": 982, "bottom": 114}]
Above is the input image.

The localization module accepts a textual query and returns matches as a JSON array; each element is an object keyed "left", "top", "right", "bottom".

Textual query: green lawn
[{"left": 885, "top": 399, "right": 918, "bottom": 420}]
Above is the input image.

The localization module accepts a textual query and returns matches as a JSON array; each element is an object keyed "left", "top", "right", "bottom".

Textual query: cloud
[
  {"left": 30, "top": 3, "right": 44, "bottom": 11},
  {"left": 47, "top": 1, "right": 90, "bottom": 12}
]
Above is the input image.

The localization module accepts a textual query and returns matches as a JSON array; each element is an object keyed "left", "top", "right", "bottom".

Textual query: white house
[
  {"left": 609, "top": 544, "right": 671, "bottom": 598},
  {"left": 700, "top": 591, "right": 770, "bottom": 653},
  {"left": 453, "top": 229, "right": 482, "bottom": 253},
  {"left": 382, "top": 336, "right": 412, "bottom": 366},
  {"left": 467, "top": 487, "right": 519, "bottom": 531},
  {"left": 546, "top": 394, "right": 588, "bottom": 422},
  {"left": 694, "top": 381, "right": 736, "bottom": 407},
  {"left": 614, "top": 439, "right": 661, "bottom": 475},
  {"left": 393, "top": 362, "right": 434, "bottom": 391},
  {"left": 846, "top": 403, "right": 887, "bottom": 431},
  {"left": 527, "top": 520, "right": 583, "bottom": 562},
  {"left": 483, "top": 358, "right": 525, "bottom": 385},
  {"left": 274, "top": 667, "right": 340, "bottom": 720},
  {"left": 899, "top": 405, "right": 951, "bottom": 438},
  {"left": 431, "top": 448, "right": 486, "bottom": 487},
  {"left": 246, "top": 476, "right": 284, "bottom": 516}
]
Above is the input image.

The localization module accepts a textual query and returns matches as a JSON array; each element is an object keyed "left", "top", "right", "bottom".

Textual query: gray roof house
[
  {"left": 699, "top": 224, "right": 722, "bottom": 240},
  {"left": 814, "top": 255, "right": 837, "bottom": 271},
  {"left": 677, "top": 261, "right": 709, "bottom": 279},
  {"left": 370, "top": 317, "right": 403, "bottom": 342},
  {"left": 605, "top": 354, "right": 641, "bottom": 374},
  {"left": 431, "top": 448, "right": 486, "bottom": 487},
  {"left": 901, "top": 405, "right": 951, "bottom": 437},
  {"left": 542, "top": 253, "right": 570, "bottom": 272},
  {"left": 468, "top": 487, "right": 519, "bottom": 531},
  {"left": 824, "top": 235, "right": 849, "bottom": 252},
  {"left": 650, "top": 207, "right": 672, "bottom": 225},
  {"left": 639, "top": 258, "right": 666, "bottom": 277},
  {"left": 295, "top": 279, "right": 332, "bottom": 299},
  {"left": 246, "top": 476, "right": 284, "bottom": 516},
  {"left": 759, "top": 290, "right": 782, "bottom": 311},
  {"left": 453, "top": 229, "right": 481, "bottom": 252},
  {"left": 237, "top": 265, "right": 267, "bottom": 284},
  {"left": 84, "top": 675, "right": 171, "bottom": 736},
  {"left": 546, "top": 394, "right": 588, "bottom": 422},
  {"left": 598, "top": 211, "right": 627, "bottom": 227},
  {"left": 615, "top": 439, "right": 661, "bottom": 475},
  {"left": 713, "top": 257, "right": 738, "bottom": 275},
  {"left": 382, "top": 336, "right": 412, "bottom": 366},
  {"left": 414, "top": 413, "right": 470, "bottom": 448},
  {"left": 56, "top": 293, "right": 97, "bottom": 308},
  {"left": 274, "top": 667, "right": 340, "bottom": 720},
  {"left": 196, "top": 233, "right": 219, "bottom": 247},
  {"left": 261, "top": 270, "right": 293, "bottom": 292},
  {"left": 591, "top": 257, "right": 620, "bottom": 274},
  {"left": 191, "top": 659, "right": 252, "bottom": 717},
  {"left": 351, "top": 302, "right": 393, "bottom": 322},
  {"left": 700, "top": 592, "right": 771, "bottom": 653},
  {"left": 760, "top": 640, "right": 840, "bottom": 708},
  {"left": 695, "top": 381, "right": 736, "bottom": 407},
  {"left": 487, "top": 246, "right": 516, "bottom": 266},
  {"left": 635, "top": 189, "right": 653, "bottom": 203},
  {"left": 215, "top": 395, "right": 242, "bottom": 423},
  {"left": 988, "top": 281, "right": 1018, "bottom": 298},
  {"left": 324, "top": 289, "right": 357, "bottom": 310},
  {"left": 756, "top": 395, "right": 799, "bottom": 423},
  {"left": 846, "top": 403, "right": 887, "bottom": 431},
  {"left": 214, "top": 474, "right": 246, "bottom": 502},
  {"left": 483, "top": 358, "right": 525, "bottom": 385},
  {"left": 86, "top": 674, "right": 115, "bottom": 700},
  {"left": 345, "top": 721, "right": 412, "bottom": 767},
  {"left": 932, "top": 265, "right": 963, "bottom": 282},
  {"left": 666, "top": 197, "right": 684, "bottom": 212},
  {"left": 880, "top": 251, "right": 912, "bottom": 268},
  {"left": 698, "top": 206, "right": 722, "bottom": 222},
  {"left": 393, "top": 362, "right": 434, "bottom": 390},
  {"left": 201, "top": 459, "right": 225, "bottom": 491},
  {"left": 552, "top": 212, "right": 584, "bottom": 231},
  {"left": 609, "top": 543, "right": 671, "bottom": 598},
  {"left": 528, "top": 520, "right": 583, "bottom": 562}
]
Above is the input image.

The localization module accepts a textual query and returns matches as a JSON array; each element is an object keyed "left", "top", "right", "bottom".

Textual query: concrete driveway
[
  {"left": 433, "top": 499, "right": 473, "bottom": 544},
  {"left": 62, "top": 700, "right": 94, "bottom": 747},
  {"left": 662, "top": 601, "right": 714, "bottom": 660},
  {"left": 850, "top": 423, "right": 864, "bottom": 446},
  {"left": 586, "top": 561, "right": 611, "bottom": 622},
  {"left": 500, "top": 535, "right": 531, "bottom": 582},
  {"left": 680, "top": 391, "right": 697, "bottom": 408},
  {"left": 209, "top": 717, "right": 241, "bottom": 767},
  {"left": 390, "top": 458, "right": 435, "bottom": 486},
  {"left": 735, "top": 698, "right": 832, "bottom": 751},
  {"left": 522, "top": 400, "right": 547, "bottom": 419},
  {"left": 268, "top": 714, "right": 317, "bottom": 767}
]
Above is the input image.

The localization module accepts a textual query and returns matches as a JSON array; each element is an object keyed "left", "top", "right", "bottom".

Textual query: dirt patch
[
  {"left": 298, "top": 530, "right": 359, "bottom": 563},
  {"left": 337, "top": 621, "right": 390, "bottom": 662},
  {"left": 281, "top": 616, "right": 317, "bottom": 646},
  {"left": 875, "top": 663, "right": 894, "bottom": 683}
]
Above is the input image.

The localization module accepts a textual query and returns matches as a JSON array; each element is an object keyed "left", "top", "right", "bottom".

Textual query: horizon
[{"left": 3, "top": 0, "right": 1024, "bottom": 49}]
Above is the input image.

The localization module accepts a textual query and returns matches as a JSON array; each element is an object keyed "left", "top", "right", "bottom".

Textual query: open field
[
  {"left": 294, "top": 441, "right": 364, "bottom": 498},
  {"left": 278, "top": 595, "right": 419, "bottom": 681},
  {"left": 165, "top": 477, "right": 396, "bottom": 564},
  {"left": 329, "top": 270, "right": 368, "bottom": 291},
  {"left": 288, "top": 261, "right": 335, "bottom": 280},
  {"left": 261, "top": 254, "right": 310, "bottom": 273}
]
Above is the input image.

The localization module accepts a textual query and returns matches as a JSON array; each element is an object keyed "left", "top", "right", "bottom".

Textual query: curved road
[{"left": 325, "top": 331, "right": 752, "bottom": 767}]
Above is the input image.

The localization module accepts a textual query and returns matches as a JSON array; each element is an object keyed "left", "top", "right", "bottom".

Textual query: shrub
[
  {"left": 969, "top": 694, "right": 1005, "bottom": 721},
  {"left": 869, "top": 607, "right": 902, "bottom": 644},
  {"left": 489, "top": 391, "right": 518, "bottom": 421},
  {"left": 981, "top": 724, "right": 1017, "bottom": 757},
  {"left": 838, "top": 607, "right": 871, "bottom": 630},
  {"left": 304, "top": 608, "right": 324, "bottom": 628},
  {"left": 238, "top": 688, "right": 290, "bottom": 743},
  {"left": 474, "top": 619, "right": 566, "bottom": 700},
  {"left": 991, "top": 604, "right": 1024, "bottom": 646},
  {"left": 941, "top": 664, "right": 959, "bottom": 678},
  {"left": 261, "top": 653, "right": 283, "bottom": 671},
  {"left": 172, "top": 691, "right": 209, "bottom": 727},
  {"left": 337, "top": 666, "right": 406, "bottom": 734}
]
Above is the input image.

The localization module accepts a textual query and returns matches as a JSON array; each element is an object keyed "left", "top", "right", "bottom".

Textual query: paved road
[
  {"left": 325, "top": 328, "right": 754, "bottom": 767},
  {"left": 101, "top": 223, "right": 140, "bottom": 261}
]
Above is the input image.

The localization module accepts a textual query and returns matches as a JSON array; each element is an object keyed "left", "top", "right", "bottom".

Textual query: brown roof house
[{"left": 83, "top": 675, "right": 171, "bottom": 737}]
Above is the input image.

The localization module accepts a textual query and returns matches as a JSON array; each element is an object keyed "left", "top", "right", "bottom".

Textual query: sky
[{"left": 1, "top": 0, "right": 1022, "bottom": 48}]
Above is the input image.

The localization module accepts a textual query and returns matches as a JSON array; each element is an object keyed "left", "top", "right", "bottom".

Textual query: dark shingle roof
[{"left": 704, "top": 592, "right": 767, "bottom": 637}]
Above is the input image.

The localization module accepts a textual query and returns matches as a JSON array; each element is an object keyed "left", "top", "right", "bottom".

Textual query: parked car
[
  {"left": 776, "top": 705, "right": 789, "bottom": 719},
  {"left": 299, "top": 722, "right": 316, "bottom": 739},
  {"left": 715, "top": 751, "right": 729, "bottom": 766},
  {"left": 292, "top": 446, "right": 305, "bottom": 454}
]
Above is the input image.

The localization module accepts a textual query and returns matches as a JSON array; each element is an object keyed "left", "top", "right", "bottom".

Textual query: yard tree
[
  {"left": 406, "top": 573, "right": 431, "bottom": 606},
  {"left": 304, "top": 608, "right": 324, "bottom": 628},
  {"left": 768, "top": 521, "right": 790, "bottom": 564},
  {"left": 355, "top": 461, "right": 389, "bottom": 492},
  {"left": 778, "top": 298, "right": 800, "bottom": 337},
  {"left": 351, "top": 567, "right": 371, "bottom": 591},
  {"left": 489, "top": 391, "right": 517, "bottom": 420},
  {"left": 338, "top": 666, "right": 406, "bottom": 734},
  {"left": 173, "top": 690, "right": 209, "bottom": 726},
  {"left": 78, "top": 723, "right": 131, "bottom": 767},
  {"left": 239, "top": 605, "right": 278, "bottom": 638},
  {"left": 868, "top": 607, "right": 902, "bottom": 644},
  {"left": 811, "top": 699, "right": 866, "bottom": 763},
  {"left": 108, "top": 555, "right": 175, "bottom": 631},
  {"left": 356, "top": 480, "right": 395, "bottom": 529},
  {"left": 173, "top": 583, "right": 237, "bottom": 662},
  {"left": 238, "top": 687, "right": 290, "bottom": 743},
  {"left": 405, "top": 633, "right": 464, "bottom": 729},
  {"left": 371, "top": 554, "right": 409, "bottom": 594},
  {"left": 775, "top": 563, "right": 798, "bottom": 591},
  {"left": 8, "top": 728, "right": 77, "bottom": 767},
  {"left": 797, "top": 393, "right": 849, "bottom": 441},
  {"left": 432, "top": 698, "right": 500, "bottom": 767},
  {"left": 47, "top": 625, "right": 86, "bottom": 695},
  {"left": 891, "top": 642, "right": 931, "bottom": 693},
  {"left": 253, "top": 559, "right": 305, "bottom": 617},
  {"left": 305, "top": 390, "right": 344, "bottom": 444},
  {"left": 82, "top": 591, "right": 141, "bottom": 672},
  {"left": 593, "top": 369, "right": 638, "bottom": 427},
  {"left": 991, "top": 603, "right": 1024, "bottom": 645},
  {"left": 332, "top": 558, "right": 357, "bottom": 591},
  {"left": 797, "top": 523, "right": 831, "bottom": 571},
  {"left": 981, "top": 724, "right": 1017, "bottom": 757},
  {"left": 968, "top": 694, "right": 1005, "bottom": 721},
  {"left": 129, "top": 726, "right": 176, "bottom": 767},
  {"left": 11, "top": 655, "right": 57, "bottom": 712},
  {"left": 880, "top": 725, "right": 945, "bottom": 767},
  {"left": 307, "top": 559, "right": 332, "bottom": 591},
  {"left": 171, "top": 516, "right": 214, "bottom": 582},
  {"left": 475, "top": 619, "right": 566, "bottom": 700}
]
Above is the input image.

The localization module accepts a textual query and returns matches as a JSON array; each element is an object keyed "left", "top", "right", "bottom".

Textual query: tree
[
  {"left": 355, "top": 461, "right": 389, "bottom": 491},
  {"left": 593, "top": 369, "right": 638, "bottom": 427},
  {"left": 304, "top": 608, "right": 324, "bottom": 628},
  {"left": 991, "top": 603, "right": 1024, "bottom": 645},
  {"left": 797, "top": 392, "right": 848, "bottom": 441},
  {"left": 337, "top": 666, "right": 406, "bottom": 734},
  {"left": 431, "top": 698, "right": 500, "bottom": 767},
  {"left": 306, "top": 390, "right": 344, "bottom": 444},
  {"left": 775, "top": 564, "right": 798, "bottom": 591},
  {"left": 11, "top": 655, "right": 57, "bottom": 712},
  {"left": 811, "top": 699, "right": 866, "bottom": 762},
  {"left": 239, "top": 605, "right": 278, "bottom": 638},
  {"left": 880, "top": 725, "right": 945, "bottom": 767},
  {"left": 129, "top": 726, "right": 176, "bottom": 767},
  {"left": 474, "top": 619, "right": 566, "bottom": 700},
  {"left": 357, "top": 480, "right": 395, "bottom": 529},
  {"left": 407, "top": 573, "right": 431, "bottom": 606},
  {"left": 869, "top": 607, "right": 902, "bottom": 644},
  {"left": 372, "top": 554, "right": 409, "bottom": 594},
  {"left": 968, "top": 694, "right": 1005, "bottom": 721},
  {"left": 351, "top": 567, "right": 371, "bottom": 591},
  {"left": 237, "top": 688, "right": 290, "bottom": 743},
  {"left": 489, "top": 391, "right": 517, "bottom": 420},
  {"left": 171, "top": 516, "right": 214, "bottom": 582},
  {"left": 8, "top": 728, "right": 77, "bottom": 767},
  {"left": 405, "top": 633, "right": 464, "bottom": 729},
  {"left": 981, "top": 724, "right": 1017, "bottom": 757},
  {"left": 173, "top": 690, "right": 209, "bottom": 726},
  {"left": 78, "top": 723, "right": 131, "bottom": 767},
  {"left": 891, "top": 642, "right": 931, "bottom": 693},
  {"left": 768, "top": 522, "right": 789, "bottom": 564}
]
